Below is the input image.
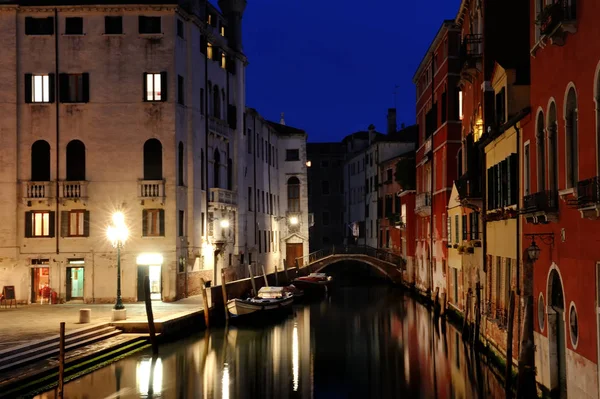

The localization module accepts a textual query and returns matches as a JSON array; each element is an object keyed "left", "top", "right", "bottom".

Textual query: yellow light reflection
[
  {"left": 292, "top": 323, "right": 299, "bottom": 391},
  {"left": 136, "top": 357, "right": 163, "bottom": 396},
  {"left": 222, "top": 362, "right": 230, "bottom": 399}
]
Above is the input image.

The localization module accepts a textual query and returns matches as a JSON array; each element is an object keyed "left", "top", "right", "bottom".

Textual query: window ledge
[
  {"left": 559, "top": 188, "right": 575, "bottom": 197},
  {"left": 26, "top": 34, "right": 54, "bottom": 37},
  {"left": 61, "top": 102, "right": 88, "bottom": 105},
  {"left": 140, "top": 33, "right": 164, "bottom": 38},
  {"left": 62, "top": 33, "right": 86, "bottom": 37},
  {"left": 28, "top": 102, "right": 52, "bottom": 105},
  {"left": 102, "top": 33, "right": 125, "bottom": 37}
]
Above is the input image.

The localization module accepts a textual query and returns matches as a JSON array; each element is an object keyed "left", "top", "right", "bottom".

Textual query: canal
[{"left": 36, "top": 269, "right": 507, "bottom": 399}]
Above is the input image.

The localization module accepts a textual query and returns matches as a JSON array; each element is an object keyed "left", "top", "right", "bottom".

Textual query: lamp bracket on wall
[{"left": 524, "top": 233, "right": 554, "bottom": 246}]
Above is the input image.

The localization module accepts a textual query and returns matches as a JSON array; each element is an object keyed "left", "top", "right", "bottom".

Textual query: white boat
[{"left": 226, "top": 286, "right": 294, "bottom": 319}]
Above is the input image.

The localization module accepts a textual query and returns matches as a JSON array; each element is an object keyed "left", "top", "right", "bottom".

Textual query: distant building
[{"left": 306, "top": 142, "right": 345, "bottom": 251}]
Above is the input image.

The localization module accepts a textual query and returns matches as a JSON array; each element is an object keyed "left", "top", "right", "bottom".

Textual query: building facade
[
  {"left": 0, "top": 0, "right": 309, "bottom": 305},
  {"left": 306, "top": 142, "right": 345, "bottom": 251},
  {"left": 413, "top": 20, "right": 462, "bottom": 298},
  {"left": 525, "top": 0, "right": 600, "bottom": 397}
]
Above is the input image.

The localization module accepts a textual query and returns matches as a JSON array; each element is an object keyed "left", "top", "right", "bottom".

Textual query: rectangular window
[
  {"left": 258, "top": 230, "right": 262, "bottom": 253},
  {"left": 248, "top": 186, "right": 252, "bottom": 211},
  {"left": 26, "top": 211, "right": 54, "bottom": 237},
  {"left": 496, "top": 87, "right": 506, "bottom": 126},
  {"left": 524, "top": 143, "right": 530, "bottom": 196},
  {"left": 458, "top": 90, "right": 463, "bottom": 120},
  {"left": 247, "top": 132, "right": 252, "bottom": 154},
  {"left": 143, "top": 209, "right": 164, "bottom": 237},
  {"left": 68, "top": 210, "right": 85, "bottom": 237},
  {"left": 65, "top": 17, "right": 83, "bottom": 35},
  {"left": 286, "top": 149, "right": 300, "bottom": 161},
  {"left": 139, "top": 16, "right": 161, "bottom": 34},
  {"left": 178, "top": 210, "right": 185, "bottom": 236},
  {"left": 59, "top": 73, "right": 89, "bottom": 103},
  {"left": 447, "top": 213, "right": 452, "bottom": 244},
  {"left": 25, "top": 17, "right": 54, "bottom": 35},
  {"left": 177, "top": 75, "right": 184, "bottom": 105},
  {"left": 177, "top": 19, "right": 184, "bottom": 38},
  {"left": 201, "top": 212, "right": 205, "bottom": 236},
  {"left": 441, "top": 91, "right": 447, "bottom": 123},
  {"left": 144, "top": 72, "right": 165, "bottom": 102},
  {"left": 104, "top": 16, "right": 122, "bottom": 34},
  {"left": 454, "top": 215, "right": 459, "bottom": 244},
  {"left": 462, "top": 214, "right": 467, "bottom": 241},
  {"left": 470, "top": 212, "right": 479, "bottom": 240},
  {"left": 25, "top": 74, "right": 53, "bottom": 103},
  {"left": 386, "top": 169, "right": 393, "bottom": 183}
]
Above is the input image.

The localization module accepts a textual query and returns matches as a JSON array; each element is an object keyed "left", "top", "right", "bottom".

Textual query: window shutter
[
  {"left": 143, "top": 73, "right": 148, "bottom": 102},
  {"left": 82, "top": 73, "right": 89, "bottom": 103},
  {"left": 48, "top": 211, "right": 56, "bottom": 238},
  {"left": 159, "top": 209, "right": 165, "bottom": 236},
  {"left": 495, "top": 164, "right": 500, "bottom": 209},
  {"left": 24, "top": 74, "right": 32, "bottom": 103},
  {"left": 61, "top": 211, "right": 69, "bottom": 237},
  {"left": 83, "top": 210, "right": 90, "bottom": 237},
  {"left": 200, "top": 35, "right": 207, "bottom": 54},
  {"left": 509, "top": 153, "right": 517, "bottom": 205},
  {"left": 25, "top": 212, "right": 32, "bottom": 238},
  {"left": 142, "top": 209, "right": 148, "bottom": 236},
  {"left": 501, "top": 160, "right": 508, "bottom": 207},
  {"left": 59, "top": 73, "right": 69, "bottom": 102},
  {"left": 487, "top": 167, "right": 493, "bottom": 210},
  {"left": 48, "top": 73, "right": 55, "bottom": 103},
  {"left": 160, "top": 72, "right": 167, "bottom": 102}
]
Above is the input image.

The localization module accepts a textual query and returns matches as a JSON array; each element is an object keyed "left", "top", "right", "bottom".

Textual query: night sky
[{"left": 241, "top": 0, "right": 461, "bottom": 142}]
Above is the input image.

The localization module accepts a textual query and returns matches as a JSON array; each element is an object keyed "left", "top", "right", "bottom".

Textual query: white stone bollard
[{"left": 79, "top": 308, "right": 91, "bottom": 324}]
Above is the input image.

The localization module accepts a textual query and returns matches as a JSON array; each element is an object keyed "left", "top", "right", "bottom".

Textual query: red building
[
  {"left": 378, "top": 153, "right": 416, "bottom": 276},
  {"left": 524, "top": 1, "right": 600, "bottom": 396},
  {"left": 413, "top": 20, "right": 462, "bottom": 297}
]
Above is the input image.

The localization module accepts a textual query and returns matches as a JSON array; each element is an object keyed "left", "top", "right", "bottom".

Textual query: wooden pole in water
[
  {"left": 221, "top": 269, "right": 229, "bottom": 320},
  {"left": 505, "top": 290, "right": 516, "bottom": 398},
  {"left": 200, "top": 278, "right": 210, "bottom": 329},
  {"left": 57, "top": 321, "right": 65, "bottom": 398},
  {"left": 261, "top": 264, "right": 269, "bottom": 286},
  {"left": 274, "top": 265, "right": 279, "bottom": 286},
  {"left": 283, "top": 259, "right": 289, "bottom": 282},
  {"left": 144, "top": 276, "right": 158, "bottom": 356},
  {"left": 248, "top": 263, "right": 257, "bottom": 296}
]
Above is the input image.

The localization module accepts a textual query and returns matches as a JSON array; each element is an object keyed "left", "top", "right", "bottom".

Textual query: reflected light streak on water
[
  {"left": 136, "top": 357, "right": 162, "bottom": 396},
  {"left": 222, "top": 362, "right": 230, "bottom": 399},
  {"left": 292, "top": 322, "right": 299, "bottom": 391}
]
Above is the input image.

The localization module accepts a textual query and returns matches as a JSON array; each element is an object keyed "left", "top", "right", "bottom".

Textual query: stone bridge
[{"left": 295, "top": 245, "right": 406, "bottom": 284}]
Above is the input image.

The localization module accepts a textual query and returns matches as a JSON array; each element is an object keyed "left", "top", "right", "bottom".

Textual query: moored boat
[
  {"left": 292, "top": 273, "right": 333, "bottom": 296},
  {"left": 226, "top": 286, "right": 294, "bottom": 320}
]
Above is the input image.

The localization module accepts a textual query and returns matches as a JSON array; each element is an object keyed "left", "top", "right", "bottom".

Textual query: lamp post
[{"left": 107, "top": 212, "right": 128, "bottom": 314}]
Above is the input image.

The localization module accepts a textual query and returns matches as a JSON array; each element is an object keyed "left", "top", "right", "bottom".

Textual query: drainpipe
[
  {"left": 54, "top": 8, "right": 60, "bottom": 257},
  {"left": 515, "top": 122, "right": 522, "bottom": 360},
  {"left": 203, "top": 35, "right": 210, "bottom": 283},
  {"left": 429, "top": 52, "right": 435, "bottom": 295}
]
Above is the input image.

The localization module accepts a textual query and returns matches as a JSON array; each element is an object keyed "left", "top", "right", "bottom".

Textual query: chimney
[
  {"left": 368, "top": 124, "right": 376, "bottom": 145},
  {"left": 218, "top": 0, "right": 247, "bottom": 52},
  {"left": 280, "top": 112, "right": 286, "bottom": 125},
  {"left": 387, "top": 108, "right": 397, "bottom": 135}
]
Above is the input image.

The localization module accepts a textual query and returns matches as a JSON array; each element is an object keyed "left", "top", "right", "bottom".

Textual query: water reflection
[{"left": 37, "top": 286, "right": 506, "bottom": 399}]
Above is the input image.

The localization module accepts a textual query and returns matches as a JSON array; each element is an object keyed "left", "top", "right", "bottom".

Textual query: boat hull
[{"left": 226, "top": 296, "right": 294, "bottom": 320}]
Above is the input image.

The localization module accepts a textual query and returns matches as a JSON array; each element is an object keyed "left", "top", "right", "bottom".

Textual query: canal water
[{"left": 36, "top": 272, "right": 506, "bottom": 398}]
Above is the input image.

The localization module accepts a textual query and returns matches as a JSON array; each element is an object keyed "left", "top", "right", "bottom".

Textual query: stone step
[{"left": 0, "top": 326, "right": 121, "bottom": 373}]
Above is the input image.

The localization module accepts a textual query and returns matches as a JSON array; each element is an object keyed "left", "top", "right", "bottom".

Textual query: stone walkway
[{"left": 0, "top": 296, "right": 206, "bottom": 351}]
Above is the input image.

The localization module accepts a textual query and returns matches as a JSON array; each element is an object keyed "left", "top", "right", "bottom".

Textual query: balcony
[
  {"left": 425, "top": 104, "right": 437, "bottom": 138},
  {"left": 537, "top": 0, "right": 577, "bottom": 45},
  {"left": 59, "top": 181, "right": 88, "bottom": 203},
  {"left": 456, "top": 171, "right": 482, "bottom": 201},
  {"left": 415, "top": 192, "right": 431, "bottom": 216},
  {"left": 138, "top": 180, "right": 165, "bottom": 203},
  {"left": 574, "top": 177, "right": 600, "bottom": 218},
  {"left": 208, "top": 116, "right": 231, "bottom": 140},
  {"left": 388, "top": 213, "right": 405, "bottom": 229},
  {"left": 22, "top": 181, "right": 53, "bottom": 203},
  {"left": 522, "top": 190, "right": 558, "bottom": 224},
  {"left": 209, "top": 187, "right": 237, "bottom": 209},
  {"left": 423, "top": 136, "right": 432, "bottom": 156},
  {"left": 459, "top": 34, "right": 483, "bottom": 77}
]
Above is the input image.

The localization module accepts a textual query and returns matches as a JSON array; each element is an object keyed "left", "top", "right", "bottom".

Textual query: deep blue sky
[{"left": 241, "top": 0, "right": 462, "bottom": 142}]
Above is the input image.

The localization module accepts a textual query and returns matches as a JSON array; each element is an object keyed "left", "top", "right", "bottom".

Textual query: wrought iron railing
[
  {"left": 522, "top": 190, "right": 558, "bottom": 214},
  {"left": 577, "top": 176, "right": 600, "bottom": 208},
  {"left": 460, "top": 34, "right": 483, "bottom": 69},
  {"left": 295, "top": 245, "right": 407, "bottom": 270},
  {"left": 538, "top": 0, "right": 577, "bottom": 35}
]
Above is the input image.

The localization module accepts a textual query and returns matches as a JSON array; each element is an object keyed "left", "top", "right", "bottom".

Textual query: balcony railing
[
  {"left": 209, "top": 187, "right": 237, "bottom": 207},
  {"left": 460, "top": 34, "right": 483, "bottom": 70},
  {"left": 60, "top": 181, "right": 88, "bottom": 200},
  {"left": 522, "top": 190, "right": 558, "bottom": 214},
  {"left": 139, "top": 179, "right": 165, "bottom": 199},
  {"left": 416, "top": 192, "right": 431, "bottom": 211},
  {"left": 208, "top": 116, "right": 231, "bottom": 139},
  {"left": 576, "top": 177, "right": 600, "bottom": 208},
  {"left": 456, "top": 172, "right": 482, "bottom": 199},
  {"left": 23, "top": 181, "right": 53, "bottom": 200},
  {"left": 423, "top": 136, "right": 432, "bottom": 155},
  {"left": 538, "top": 0, "right": 577, "bottom": 36}
]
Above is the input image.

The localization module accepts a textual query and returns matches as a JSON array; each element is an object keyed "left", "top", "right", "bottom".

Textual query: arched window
[
  {"left": 213, "top": 86, "right": 221, "bottom": 119},
  {"left": 222, "top": 88, "right": 226, "bottom": 119},
  {"left": 287, "top": 176, "right": 300, "bottom": 212},
  {"left": 547, "top": 103, "right": 558, "bottom": 193},
  {"left": 201, "top": 149, "right": 205, "bottom": 190},
  {"left": 31, "top": 140, "right": 50, "bottom": 181},
  {"left": 536, "top": 111, "right": 546, "bottom": 192},
  {"left": 565, "top": 87, "right": 578, "bottom": 188},
  {"left": 213, "top": 148, "right": 221, "bottom": 188},
  {"left": 66, "top": 140, "right": 86, "bottom": 181},
  {"left": 207, "top": 81, "right": 212, "bottom": 116},
  {"left": 227, "top": 158, "right": 233, "bottom": 190},
  {"left": 178, "top": 141, "right": 184, "bottom": 186},
  {"left": 143, "top": 138, "right": 163, "bottom": 180}
]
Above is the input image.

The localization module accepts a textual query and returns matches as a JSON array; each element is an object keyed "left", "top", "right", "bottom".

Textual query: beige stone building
[{"left": 0, "top": 0, "right": 309, "bottom": 304}]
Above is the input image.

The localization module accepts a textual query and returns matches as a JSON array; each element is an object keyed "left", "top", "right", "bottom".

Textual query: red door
[{"left": 286, "top": 243, "right": 303, "bottom": 269}]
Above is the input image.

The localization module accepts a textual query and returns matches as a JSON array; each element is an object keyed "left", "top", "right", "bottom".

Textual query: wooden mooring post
[
  {"left": 200, "top": 278, "right": 210, "bottom": 329},
  {"left": 283, "top": 259, "right": 289, "bottom": 282},
  {"left": 248, "top": 263, "right": 257, "bottom": 296},
  {"left": 274, "top": 265, "right": 279, "bottom": 286},
  {"left": 57, "top": 322, "right": 65, "bottom": 398},
  {"left": 261, "top": 265, "right": 269, "bottom": 286},
  {"left": 221, "top": 269, "right": 229, "bottom": 321},
  {"left": 144, "top": 275, "right": 158, "bottom": 356}
]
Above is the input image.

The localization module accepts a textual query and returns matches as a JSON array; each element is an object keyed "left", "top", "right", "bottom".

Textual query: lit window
[
  {"left": 221, "top": 52, "right": 227, "bottom": 70},
  {"left": 32, "top": 75, "right": 50, "bottom": 103},
  {"left": 220, "top": 25, "right": 225, "bottom": 37},
  {"left": 207, "top": 43, "right": 213, "bottom": 60},
  {"left": 458, "top": 91, "right": 463, "bottom": 120},
  {"left": 474, "top": 118, "right": 483, "bottom": 142},
  {"left": 33, "top": 212, "right": 50, "bottom": 237},
  {"left": 69, "top": 210, "right": 85, "bottom": 236},
  {"left": 146, "top": 73, "right": 162, "bottom": 101}
]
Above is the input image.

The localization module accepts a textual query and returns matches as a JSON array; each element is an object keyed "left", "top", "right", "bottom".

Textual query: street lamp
[
  {"left": 526, "top": 238, "right": 541, "bottom": 262},
  {"left": 107, "top": 211, "right": 128, "bottom": 313},
  {"left": 289, "top": 216, "right": 299, "bottom": 225}
]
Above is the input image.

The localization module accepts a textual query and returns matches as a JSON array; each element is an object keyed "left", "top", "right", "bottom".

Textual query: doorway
[
  {"left": 547, "top": 269, "right": 567, "bottom": 398},
  {"left": 286, "top": 243, "right": 303, "bottom": 269},
  {"left": 137, "top": 265, "right": 161, "bottom": 301},
  {"left": 66, "top": 267, "right": 84, "bottom": 301},
  {"left": 30, "top": 267, "right": 50, "bottom": 303}
]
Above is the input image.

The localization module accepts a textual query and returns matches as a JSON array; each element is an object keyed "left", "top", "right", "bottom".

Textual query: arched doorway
[{"left": 547, "top": 268, "right": 567, "bottom": 397}]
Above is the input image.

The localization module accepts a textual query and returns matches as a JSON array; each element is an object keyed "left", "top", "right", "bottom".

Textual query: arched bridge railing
[{"left": 295, "top": 245, "right": 407, "bottom": 270}]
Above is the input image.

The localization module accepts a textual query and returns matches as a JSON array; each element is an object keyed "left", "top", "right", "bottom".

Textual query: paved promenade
[{"left": 0, "top": 296, "right": 206, "bottom": 351}]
